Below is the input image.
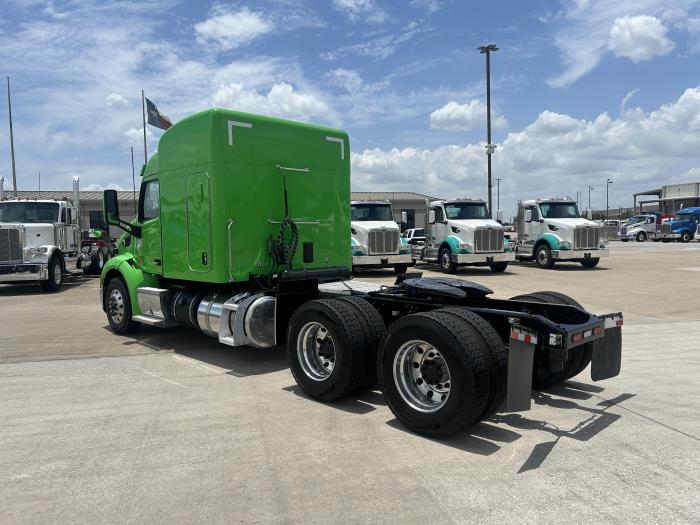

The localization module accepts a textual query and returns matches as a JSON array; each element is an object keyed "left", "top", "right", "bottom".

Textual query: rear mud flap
[
  {"left": 506, "top": 328, "right": 536, "bottom": 412},
  {"left": 591, "top": 326, "right": 622, "bottom": 381}
]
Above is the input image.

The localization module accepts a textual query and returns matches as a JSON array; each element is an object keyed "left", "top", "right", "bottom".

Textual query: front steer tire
[
  {"left": 439, "top": 247, "right": 457, "bottom": 274},
  {"left": 535, "top": 244, "right": 555, "bottom": 269},
  {"left": 378, "top": 311, "right": 490, "bottom": 437},
  {"left": 393, "top": 264, "right": 408, "bottom": 274},
  {"left": 105, "top": 277, "right": 140, "bottom": 335},
  {"left": 580, "top": 258, "right": 600, "bottom": 268},
  {"left": 489, "top": 262, "right": 508, "bottom": 273},
  {"left": 287, "top": 299, "right": 372, "bottom": 403},
  {"left": 40, "top": 256, "right": 63, "bottom": 293}
]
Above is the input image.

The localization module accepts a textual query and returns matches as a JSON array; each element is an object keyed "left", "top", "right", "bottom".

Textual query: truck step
[{"left": 135, "top": 287, "right": 177, "bottom": 328}]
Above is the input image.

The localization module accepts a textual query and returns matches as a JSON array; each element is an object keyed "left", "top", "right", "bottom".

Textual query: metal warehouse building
[{"left": 635, "top": 182, "right": 700, "bottom": 213}]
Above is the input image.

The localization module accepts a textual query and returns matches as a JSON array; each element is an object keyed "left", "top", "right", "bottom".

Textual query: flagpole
[
  {"left": 7, "top": 76, "right": 18, "bottom": 198},
  {"left": 130, "top": 146, "right": 137, "bottom": 213},
  {"left": 141, "top": 90, "right": 147, "bottom": 165}
]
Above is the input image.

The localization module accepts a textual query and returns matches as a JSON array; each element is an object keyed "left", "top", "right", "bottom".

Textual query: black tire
[
  {"left": 621, "top": 238, "right": 629, "bottom": 242},
  {"left": 636, "top": 231, "right": 647, "bottom": 242},
  {"left": 680, "top": 231, "right": 691, "bottom": 243},
  {"left": 509, "top": 291, "right": 592, "bottom": 388},
  {"left": 104, "top": 277, "right": 140, "bottom": 334},
  {"left": 534, "top": 244, "right": 555, "bottom": 269},
  {"left": 580, "top": 258, "right": 599, "bottom": 268},
  {"left": 335, "top": 296, "right": 387, "bottom": 393},
  {"left": 287, "top": 299, "right": 371, "bottom": 402},
  {"left": 90, "top": 250, "right": 105, "bottom": 275},
  {"left": 378, "top": 311, "right": 489, "bottom": 437},
  {"left": 40, "top": 256, "right": 63, "bottom": 292},
  {"left": 393, "top": 264, "right": 408, "bottom": 274},
  {"left": 439, "top": 246, "right": 456, "bottom": 274},
  {"left": 661, "top": 239, "right": 671, "bottom": 243},
  {"left": 489, "top": 262, "right": 508, "bottom": 273},
  {"left": 437, "top": 308, "right": 508, "bottom": 421}
]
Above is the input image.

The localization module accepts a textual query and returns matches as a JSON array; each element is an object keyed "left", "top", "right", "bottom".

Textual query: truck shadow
[
  {"left": 492, "top": 383, "right": 635, "bottom": 473},
  {"left": 120, "top": 326, "right": 288, "bottom": 377},
  {"left": 282, "top": 384, "right": 386, "bottom": 415}
]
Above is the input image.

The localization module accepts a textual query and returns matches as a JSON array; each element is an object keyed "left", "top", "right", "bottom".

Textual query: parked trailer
[{"left": 99, "top": 109, "right": 623, "bottom": 437}]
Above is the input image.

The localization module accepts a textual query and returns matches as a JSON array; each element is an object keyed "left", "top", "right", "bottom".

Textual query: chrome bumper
[
  {"left": 0, "top": 263, "right": 49, "bottom": 282},
  {"left": 452, "top": 252, "right": 515, "bottom": 264},
  {"left": 353, "top": 254, "right": 412, "bottom": 266},
  {"left": 658, "top": 233, "right": 681, "bottom": 239},
  {"left": 552, "top": 249, "right": 609, "bottom": 259}
]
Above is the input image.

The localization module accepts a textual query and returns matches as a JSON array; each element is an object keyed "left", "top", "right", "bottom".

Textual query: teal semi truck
[{"left": 100, "top": 109, "right": 624, "bottom": 437}]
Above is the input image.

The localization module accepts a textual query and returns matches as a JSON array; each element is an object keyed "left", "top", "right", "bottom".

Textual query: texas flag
[{"left": 145, "top": 98, "right": 172, "bottom": 130}]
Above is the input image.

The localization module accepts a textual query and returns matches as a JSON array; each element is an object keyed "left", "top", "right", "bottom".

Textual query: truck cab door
[
  {"left": 139, "top": 179, "right": 163, "bottom": 275},
  {"left": 186, "top": 172, "right": 211, "bottom": 272}
]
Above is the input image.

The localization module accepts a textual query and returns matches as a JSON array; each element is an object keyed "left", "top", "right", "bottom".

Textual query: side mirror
[
  {"left": 401, "top": 211, "right": 408, "bottom": 224},
  {"left": 104, "top": 190, "right": 120, "bottom": 225},
  {"left": 429, "top": 210, "right": 436, "bottom": 224},
  {"left": 524, "top": 209, "right": 532, "bottom": 222},
  {"left": 104, "top": 189, "right": 141, "bottom": 238}
]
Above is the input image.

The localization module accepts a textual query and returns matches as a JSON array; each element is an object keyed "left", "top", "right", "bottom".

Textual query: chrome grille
[
  {"left": 474, "top": 227, "right": 504, "bottom": 253},
  {"left": 0, "top": 228, "right": 22, "bottom": 263},
  {"left": 574, "top": 226, "right": 600, "bottom": 250},
  {"left": 659, "top": 223, "right": 672, "bottom": 235},
  {"left": 368, "top": 229, "right": 399, "bottom": 255}
]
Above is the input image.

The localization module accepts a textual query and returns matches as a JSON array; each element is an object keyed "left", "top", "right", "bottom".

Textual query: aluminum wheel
[
  {"left": 393, "top": 339, "right": 451, "bottom": 413},
  {"left": 53, "top": 261, "right": 62, "bottom": 285},
  {"left": 108, "top": 287, "right": 125, "bottom": 324},
  {"left": 297, "top": 321, "right": 336, "bottom": 381},
  {"left": 537, "top": 248, "right": 549, "bottom": 266}
]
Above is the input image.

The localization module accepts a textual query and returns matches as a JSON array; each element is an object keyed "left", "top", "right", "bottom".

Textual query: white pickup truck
[
  {"left": 351, "top": 200, "right": 412, "bottom": 274},
  {"left": 412, "top": 198, "right": 514, "bottom": 273},
  {"left": 0, "top": 176, "right": 86, "bottom": 291},
  {"left": 515, "top": 198, "right": 608, "bottom": 269}
]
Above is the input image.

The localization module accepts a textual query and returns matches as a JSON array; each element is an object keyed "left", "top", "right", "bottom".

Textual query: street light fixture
[
  {"left": 606, "top": 178, "right": 614, "bottom": 220},
  {"left": 478, "top": 43, "right": 498, "bottom": 219}
]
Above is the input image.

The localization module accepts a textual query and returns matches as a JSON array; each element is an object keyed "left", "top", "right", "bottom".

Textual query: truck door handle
[{"left": 154, "top": 259, "right": 162, "bottom": 266}]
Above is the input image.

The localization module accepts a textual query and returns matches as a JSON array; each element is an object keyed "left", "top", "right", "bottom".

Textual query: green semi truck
[{"left": 100, "top": 108, "right": 624, "bottom": 437}]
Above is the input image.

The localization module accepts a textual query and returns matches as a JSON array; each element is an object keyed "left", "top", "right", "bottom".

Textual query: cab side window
[
  {"left": 432, "top": 206, "right": 445, "bottom": 223},
  {"left": 140, "top": 180, "right": 160, "bottom": 221}
]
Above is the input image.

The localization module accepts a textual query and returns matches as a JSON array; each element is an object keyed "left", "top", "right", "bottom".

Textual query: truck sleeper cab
[
  {"left": 516, "top": 199, "right": 608, "bottom": 269},
  {"left": 658, "top": 207, "right": 700, "bottom": 243},
  {"left": 99, "top": 109, "right": 624, "bottom": 440},
  {"left": 413, "top": 199, "right": 514, "bottom": 273}
]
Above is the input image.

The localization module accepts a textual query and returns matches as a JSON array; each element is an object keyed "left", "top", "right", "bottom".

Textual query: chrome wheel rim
[
  {"left": 108, "top": 287, "right": 125, "bottom": 324},
  {"left": 297, "top": 321, "right": 335, "bottom": 381},
  {"left": 537, "top": 249, "right": 548, "bottom": 265},
  {"left": 53, "top": 262, "right": 62, "bottom": 284},
  {"left": 441, "top": 251, "right": 450, "bottom": 270},
  {"left": 393, "top": 339, "right": 451, "bottom": 413}
]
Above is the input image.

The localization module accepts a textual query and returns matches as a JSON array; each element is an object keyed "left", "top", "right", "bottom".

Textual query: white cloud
[
  {"left": 546, "top": 1, "right": 682, "bottom": 87},
  {"left": 430, "top": 100, "right": 507, "bottom": 132},
  {"left": 211, "top": 83, "right": 333, "bottom": 123},
  {"left": 608, "top": 15, "right": 674, "bottom": 62},
  {"left": 321, "top": 22, "right": 426, "bottom": 60},
  {"left": 194, "top": 8, "right": 273, "bottom": 50},
  {"left": 620, "top": 88, "right": 639, "bottom": 115},
  {"left": 105, "top": 93, "right": 129, "bottom": 107},
  {"left": 409, "top": 0, "right": 443, "bottom": 15},
  {"left": 332, "top": 0, "right": 388, "bottom": 24},
  {"left": 352, "top": 87, "right": 700, "bottom": 214},
  {"left": 124, "top": 127, "right": 155, "bottom": 148}
]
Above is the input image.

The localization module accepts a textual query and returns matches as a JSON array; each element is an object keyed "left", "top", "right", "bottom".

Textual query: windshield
[
  {"left": 674, "top": 214, "right": 689, "bottom": 221},
  {"left": 351, "top": 204, "right": 393, "bottom": 221},
  {"left": 0, "top": 202, "right": 59, "bottom": 223},
  {"left": 444, "top": 202, "right": 488, "bottom": 220},
  {"left": 627, "top": 216, "right": 646, "bottom": 225},
  {"left": 539, "top": 202, "right": 579, "bottom": 219}
]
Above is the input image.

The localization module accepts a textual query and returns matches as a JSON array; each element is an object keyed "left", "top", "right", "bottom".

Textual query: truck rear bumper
[
  {"left": 452, "top": 252, "right": 515, "bottom": 264},
  {"left": 0, "top": 263, "right": 48, "bottom": 282},
  {"left": 552, "top": 248, "right": 608, "bottom": 260},
  {"left": 353, "top": 254, "right": 412, "bottom": 267}
]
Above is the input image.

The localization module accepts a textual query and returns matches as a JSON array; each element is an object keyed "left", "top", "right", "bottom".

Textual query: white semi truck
[
  {"left": 516, "top": 198, "right": 608, "bottom": 269},
  {"left": 351, "top": 200, "right": 412, "bottom": 274},
  {"left": 411, "top": 198, "right": 514, "bottom": 273},
  {"left": 0, "top": 176, "right": 90, "bottom": 291}
]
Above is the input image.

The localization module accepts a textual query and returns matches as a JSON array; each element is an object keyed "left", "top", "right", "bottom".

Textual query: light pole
[
  {"left": 478, "top": 43, "right": 498, "bottom": 218},
  {"left": 588, "top": 185, "right": 594, "bottom": 215},
  {"left": 606, "top": 178, "right": 614, "bottom": 220}
]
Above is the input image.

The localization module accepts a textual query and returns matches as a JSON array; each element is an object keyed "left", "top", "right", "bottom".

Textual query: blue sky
[{"left": 1, "top": 0, "right": 699, "bottom": 216}]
